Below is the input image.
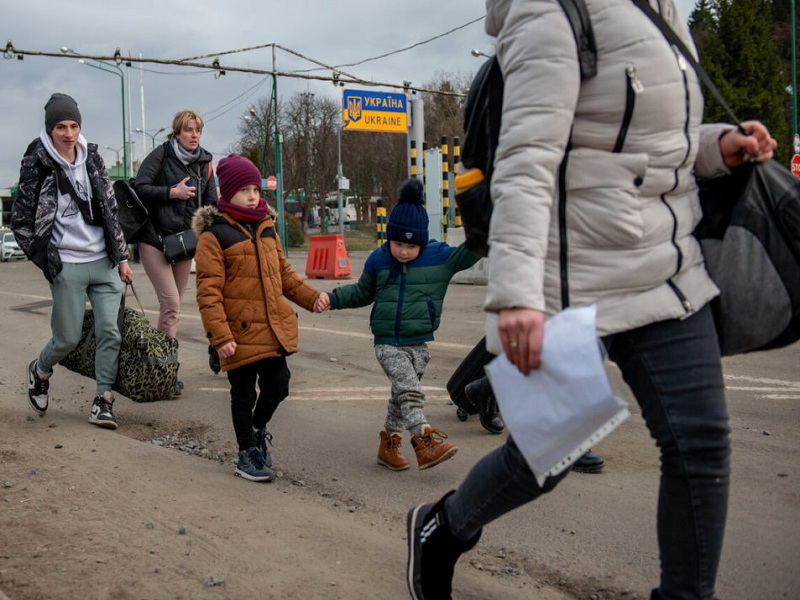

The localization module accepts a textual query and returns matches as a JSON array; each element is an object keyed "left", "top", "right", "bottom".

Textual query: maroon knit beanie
[{"left": 217, "top": 154, "right": 262, "bottom": 202}]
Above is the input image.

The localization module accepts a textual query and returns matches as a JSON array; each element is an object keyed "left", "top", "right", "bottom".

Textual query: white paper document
[{"left": 485, "top": 305, "right": 629, "bottom": 486}]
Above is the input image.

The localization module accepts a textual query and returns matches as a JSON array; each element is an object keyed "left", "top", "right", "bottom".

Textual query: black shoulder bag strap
[
  {"left": 559, "top": 0, "right": 598, "bottom": 80},
  {"left": 629, "top": 0, "right": 743, "bottom": 131}
]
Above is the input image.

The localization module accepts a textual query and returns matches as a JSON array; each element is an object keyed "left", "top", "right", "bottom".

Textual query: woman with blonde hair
[{"left": 135, "top": 110, "right": 218, "bottom": 395}]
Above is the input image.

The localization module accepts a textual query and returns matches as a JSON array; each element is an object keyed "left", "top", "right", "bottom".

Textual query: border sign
[{"left": 343, "top": 89, "right": 408, "bottom": 134}]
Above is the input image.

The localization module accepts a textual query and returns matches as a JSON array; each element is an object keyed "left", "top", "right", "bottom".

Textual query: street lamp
[
  {"left": 135, "top": 127, "right": 166, "bottom": 151},
  {"left": 247, "top": 109, "right": 269, "bottom": 178},
  {"left": 471, "top": 49, "right": 492, "bottom": 59},
  {"left": 270, "top": 45, "right": 287, "bottom": 254},
  {"left": 61, "top": 47, "right": 128, "bottom": 179},
  {"left": 104, "top": 145, "right": 122, "bottom": 164},
  {"left": 335, "top": 119, "right": 350, "bottom": 236}
]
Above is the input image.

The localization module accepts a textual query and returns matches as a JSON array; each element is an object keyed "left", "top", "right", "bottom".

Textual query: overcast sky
[{"left": 0, "top": 0, "right": 697, "bottom": 190}]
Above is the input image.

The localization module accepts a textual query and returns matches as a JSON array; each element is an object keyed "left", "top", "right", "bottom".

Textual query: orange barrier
[{"left": 305, "top": 234, "right": 352, "bottom": 280}]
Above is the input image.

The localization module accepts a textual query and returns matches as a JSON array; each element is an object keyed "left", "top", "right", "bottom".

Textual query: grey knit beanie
[{"left": 44, "top": 93, "right": 82, "bottom": 133}]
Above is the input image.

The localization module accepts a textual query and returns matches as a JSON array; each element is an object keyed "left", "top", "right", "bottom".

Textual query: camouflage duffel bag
[{"left": 60, "top": 284, "right": 179, "bottom": 402}]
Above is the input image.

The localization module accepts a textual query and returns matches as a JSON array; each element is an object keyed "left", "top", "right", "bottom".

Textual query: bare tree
[
  {"left": 232, "top": 74, "right": 474, "bottom": 229},
  {"left": 421, "top": 70, "right": 472, "bottom": 158},
  {"left": 236, "top": 96, "right": 278, "bottom": 178}
]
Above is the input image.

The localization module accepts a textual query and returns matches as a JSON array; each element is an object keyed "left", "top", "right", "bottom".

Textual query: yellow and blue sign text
[{"left": 343, "top": 89, "right": 408, "bottom": 134}]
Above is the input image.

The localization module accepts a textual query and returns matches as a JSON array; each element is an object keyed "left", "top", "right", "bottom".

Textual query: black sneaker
[
  {"left": 407, "top": 491, "right": 481, "bottom": 600},
  {"left": 235, "top": 446, "right": 274, "bottom": 482},
  {"left": 572, "top": 450, "right": 605, "bottom": 473},
  {"left": 464, "top": 377, "right": 505, "bottom": 435},
  {"left": 208, "top": 345, "right": 221, "bottom": 375},
  {"left": 89, "top": 392, "right": 118, "bottom": 430},
  {"left": 253, "top": 428, "right": 273, "bottom": 468},
  {"left": 27, "top": 359, "right": 50, "bottom": 414}
]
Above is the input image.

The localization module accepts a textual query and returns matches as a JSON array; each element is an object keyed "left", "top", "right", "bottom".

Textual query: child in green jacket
[{"left": 315, "top": 178, "right": 480, "bottom": 471}]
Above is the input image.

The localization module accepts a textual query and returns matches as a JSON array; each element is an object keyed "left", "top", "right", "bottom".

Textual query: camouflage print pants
[{"left": 374, "top": 343, "right": 430, "bottom": 435}]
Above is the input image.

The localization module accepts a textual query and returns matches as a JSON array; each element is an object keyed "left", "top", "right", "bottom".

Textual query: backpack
[{"left": 455, "top": 0, "right": 598, "bottom": 257}]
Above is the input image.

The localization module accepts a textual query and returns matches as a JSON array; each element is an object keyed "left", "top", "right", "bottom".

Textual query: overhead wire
[
  {"left": 5, "top": 18, "right": 475, "bottom": 134},
  {"left": 293, "top": 15, "right": 485, "bottom": 73}
]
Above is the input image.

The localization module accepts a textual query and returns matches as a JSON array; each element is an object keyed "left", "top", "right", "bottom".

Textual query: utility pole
[
  {"left": 792, "top": 0, "right": 798, "bottom": 154},
  {"left": 336, "top": 121, "right": 345, "bottom": 236},
  {"left": 272, "top": 45, "right": 287, "bottom": 254}
]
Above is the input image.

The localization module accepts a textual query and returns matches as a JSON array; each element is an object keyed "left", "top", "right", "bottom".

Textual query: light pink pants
[{"left": 139, "top": 242, "right": 192, "bottom": 338}]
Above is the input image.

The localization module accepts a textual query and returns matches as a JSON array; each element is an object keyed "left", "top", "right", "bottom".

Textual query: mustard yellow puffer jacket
[{"left": 192, "top": 205, "right": 320, "bottom": 371}]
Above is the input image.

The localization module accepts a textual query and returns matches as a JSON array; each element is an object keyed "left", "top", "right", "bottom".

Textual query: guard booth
[{"left": 423, "top": 148, "right": 444, "bottom": 241}]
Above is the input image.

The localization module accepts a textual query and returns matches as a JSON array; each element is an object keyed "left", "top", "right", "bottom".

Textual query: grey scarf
[{"left": 171, "top": 138, "right": 200, "bottom": 165}]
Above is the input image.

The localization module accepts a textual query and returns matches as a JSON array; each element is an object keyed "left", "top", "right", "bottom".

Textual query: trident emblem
[{"left": 347, "top": 96, "right": 362, "bottom": 122}]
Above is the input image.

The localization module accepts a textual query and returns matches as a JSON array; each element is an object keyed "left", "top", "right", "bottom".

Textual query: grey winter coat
[
  {"left": 483, "top": 0, "right": 734, "bottom": 352},
  {"left": 11, "top": 139, "right": 128, "bottom": 282}
]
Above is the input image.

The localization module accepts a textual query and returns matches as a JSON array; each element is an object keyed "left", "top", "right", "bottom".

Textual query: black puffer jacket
[{"left": 134, "top": 140, "right": 217, "bottom": 249}]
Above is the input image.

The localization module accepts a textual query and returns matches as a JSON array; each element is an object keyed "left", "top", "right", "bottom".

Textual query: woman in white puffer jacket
[{"left": 406, "top": 1, "right": 777, "bottom": 599}]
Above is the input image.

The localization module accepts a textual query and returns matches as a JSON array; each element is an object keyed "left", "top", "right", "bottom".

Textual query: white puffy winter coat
[{"left": 483, "top": 0, "right": 734, "bottom": 351}]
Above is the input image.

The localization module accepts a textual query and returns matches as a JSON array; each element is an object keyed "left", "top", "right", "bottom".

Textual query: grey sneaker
[
  {"left": 235, "top": 446, "right": 274, "bottom": 482},
  {"left": 89, "top": 392, "right": 118, "bottom": 430},
  {"left": 27, "top": 359, "right": 50, "bottom": 414},
  {"left": 253, "top": 428, "right": 273, "bottom": 468}
]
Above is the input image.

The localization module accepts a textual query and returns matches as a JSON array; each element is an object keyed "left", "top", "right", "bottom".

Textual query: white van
[{"left": 324, "top": 193, "right": 358, "bottom": 228}]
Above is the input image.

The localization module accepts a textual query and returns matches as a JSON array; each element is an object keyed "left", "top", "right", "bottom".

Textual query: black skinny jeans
[{"left": 227, "top": 356, "right": 290, "bottom": 451}]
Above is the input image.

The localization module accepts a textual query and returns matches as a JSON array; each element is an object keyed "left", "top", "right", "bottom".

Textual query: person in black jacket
[
  {"left": 12, "top": 92, "right": 133, "bottom": 429},
  {"left": 134, "top": 110, "right": 218, "bottom": 394}
]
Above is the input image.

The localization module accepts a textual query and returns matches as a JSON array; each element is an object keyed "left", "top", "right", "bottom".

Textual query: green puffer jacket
[{"left": 329, "top": 241, "right": 479, "bottom": 345}]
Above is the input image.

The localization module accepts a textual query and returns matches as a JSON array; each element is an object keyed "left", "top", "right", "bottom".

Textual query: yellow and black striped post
[
  {"left": 376, "top": 199, "right": 387, "bottom": 247},
  {"left": 410, "top": 141, "right": 418, "bottom": 179},
  {"left": 422, "top": 141, "right": 428, "bottom": 192},
  {"left": 452, "top": 136, "right": 462, "bottom": 228},
  {"left": 441, "top": 136, "right": 449, "bottom": 240}
]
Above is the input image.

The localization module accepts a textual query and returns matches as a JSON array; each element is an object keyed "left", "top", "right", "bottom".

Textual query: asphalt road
[{"left": 0, "top": 250, "right": 797, "bottom": 599}]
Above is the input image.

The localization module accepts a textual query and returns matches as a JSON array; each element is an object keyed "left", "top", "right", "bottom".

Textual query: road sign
[
  {"left": 342, "top": 89, "right": 408, "bottom": 134},
  {"left": 791, "top": 154, "right": 800, "bottom": 179},
  {"left": 266, "top": 175, "right": 278, "bottom": 191}
]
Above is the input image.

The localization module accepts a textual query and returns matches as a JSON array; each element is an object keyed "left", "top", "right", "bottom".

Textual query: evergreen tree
[
  {"left": 770, "top": 0, "right": 799, "bottom": 156},
  {"left": 690, "top": 0, "right": 790, "bottom": 162}
]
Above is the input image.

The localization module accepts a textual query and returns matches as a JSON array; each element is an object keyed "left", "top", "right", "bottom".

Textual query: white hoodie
[{"left": 39, "top": 128, "right": 106, "bottom": 263}]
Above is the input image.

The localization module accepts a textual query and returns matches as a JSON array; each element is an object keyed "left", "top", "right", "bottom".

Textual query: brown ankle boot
[
  {"left": 378, "top": 431, "right": 410, "bottom": 471},
  {"left": 411, "top": 425, "right": 458, "bottom": 470}
]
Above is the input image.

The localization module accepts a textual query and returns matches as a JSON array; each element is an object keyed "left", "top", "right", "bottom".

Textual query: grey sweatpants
[
  {"left": 39, "top": 257, "right": 124, "bottom": 396},
  {"left": 374, "top": 343, "right": 430, "bottom": 435}
]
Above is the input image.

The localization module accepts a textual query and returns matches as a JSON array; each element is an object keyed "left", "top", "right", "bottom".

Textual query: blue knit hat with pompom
[{"left": 387, "top": 178, "right": 428, "bottom": 247}]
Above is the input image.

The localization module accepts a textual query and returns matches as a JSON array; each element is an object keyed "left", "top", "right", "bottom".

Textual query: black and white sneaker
[
  {"left": 235, "top": 446, "right": 274, "bottom": 482},
  {"left": 27, "top": 359, "right": 50, "bottom": 414},
  {"left": 89, "top": 392, "right": 118, "bottom": 430},
  {"left": 407, "top": 492, "right": 481, "bottom": 600}
]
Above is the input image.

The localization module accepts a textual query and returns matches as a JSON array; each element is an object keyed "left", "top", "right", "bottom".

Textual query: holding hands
[{"left": 314, "top": 293, "right": 330, "bottom": 313}]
